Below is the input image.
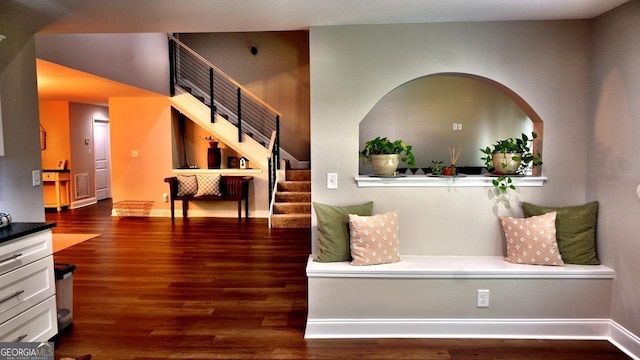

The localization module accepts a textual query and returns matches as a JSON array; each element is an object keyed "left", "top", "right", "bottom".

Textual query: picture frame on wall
[
  {"left": 56, "top": 159, "right": 67, "bottom": 170},
  {"left": 227, "top": 156, "right": 238, "bottom": 169}
]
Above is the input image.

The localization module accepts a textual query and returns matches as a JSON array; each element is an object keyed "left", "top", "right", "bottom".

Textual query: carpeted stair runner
[{"left": 271, "top": 169, "right": 311, "bottom": 228}]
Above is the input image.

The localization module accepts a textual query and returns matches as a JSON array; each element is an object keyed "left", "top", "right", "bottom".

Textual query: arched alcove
[{"left": 359, "top": 73, "right": 543, "bottom": 176}]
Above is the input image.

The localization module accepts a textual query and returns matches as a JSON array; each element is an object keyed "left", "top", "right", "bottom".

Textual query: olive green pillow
[
  {"left": 521, "top": 201, "right": 600, "bottom": 265},
  {"left": 313, "top": 201, "right": 374, "bottom": 262}
]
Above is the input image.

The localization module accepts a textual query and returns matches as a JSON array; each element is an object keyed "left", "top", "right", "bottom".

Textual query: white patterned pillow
[
  {"left": 177, "top": 175, "right": 198, "bottom": 196},
  {"left": 500, "top": 211, "right": 564, "bottom": 266},
  {"left": 348, "top": 210, "right": 401, "bottom": 266},
  {"left": 195, "top": 174, "right": 222, "bottom": 197}
]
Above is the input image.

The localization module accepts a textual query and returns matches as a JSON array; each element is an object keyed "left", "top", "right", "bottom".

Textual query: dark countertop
[
  {"left": 0, "top": 222, "right": 56, "bottom": 245},
  {"left": 42, "top": 169, "right": 70, "bottom": 173}
]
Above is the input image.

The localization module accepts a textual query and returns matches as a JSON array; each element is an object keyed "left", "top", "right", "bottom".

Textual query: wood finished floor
[{"left": 47, "top": 200, "right": 631, "bottom": 360}]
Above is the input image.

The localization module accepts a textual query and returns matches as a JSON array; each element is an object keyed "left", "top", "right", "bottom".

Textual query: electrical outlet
[
  {"left": 162, "top": 193, "right": 169, "bottom": 203},
  {"left": 327, "top": 173, "right": 338, "bottom": 189},
  {"left": 477, "top": 289, "right": 490, "bottom": 308}
]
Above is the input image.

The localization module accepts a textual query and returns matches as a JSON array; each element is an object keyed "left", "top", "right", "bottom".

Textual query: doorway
[{"left": 93, "top": 119, "right": 112, "bottom": 201}]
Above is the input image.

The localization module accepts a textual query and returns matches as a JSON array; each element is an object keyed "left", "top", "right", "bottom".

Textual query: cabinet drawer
[
  {"left": 0, "top": 296, "right": 57, "bottom": 342},
  {"left": 42, "top": 172, "right": 57, "bottom": 181},
  {"left": 0, "top": 256, "right": 55, "bottom": 325},
  {"left": 0, "top": 230, "right": 52, "bottom": 276}
]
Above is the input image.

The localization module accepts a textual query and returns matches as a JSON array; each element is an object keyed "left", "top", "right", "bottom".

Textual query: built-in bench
[
  {"left": 305, "top": 255, "right": 615, "bottom": 339},
  {"left": 164, "top": 175, "right": 253, "bottom": 222}
]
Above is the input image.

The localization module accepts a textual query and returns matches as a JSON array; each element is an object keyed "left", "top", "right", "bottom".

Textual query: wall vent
[{"left": 74, "top": 173, "right": 90, "bottom": 199}]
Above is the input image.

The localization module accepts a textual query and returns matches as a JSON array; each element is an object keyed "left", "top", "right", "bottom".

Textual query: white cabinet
[{"left": 0, "top": 224, "right": 57, "bottom": 342}]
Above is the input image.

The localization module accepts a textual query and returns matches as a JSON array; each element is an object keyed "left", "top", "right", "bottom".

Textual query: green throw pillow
[
  {"left": 313, "top": 201, "right": 374, "bottom": 262},
  {"left": 521, "top": 201, "right": 600, "bottom": 265}
]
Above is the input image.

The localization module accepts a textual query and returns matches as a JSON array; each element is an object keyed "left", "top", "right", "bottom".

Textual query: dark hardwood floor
[{"left": 48, "top": 200, "right": 631, "bottom": 360}]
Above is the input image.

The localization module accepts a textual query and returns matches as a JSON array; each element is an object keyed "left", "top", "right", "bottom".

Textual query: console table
[{"left": 43, "top": 170, "right": 70, "bottom": 211}]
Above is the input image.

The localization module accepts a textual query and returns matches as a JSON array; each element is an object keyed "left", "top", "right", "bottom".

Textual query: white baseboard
[
  {"left": 115, "top": 208, "right": 270, "bottom": 219},
  {"left": 609, "top": 321, "right": 640, "bottom": 360},
  {"left": 305, "top": 318, "right": 639, "bottom": 359},
  {"left": 71, "top": 197, "right": 97, "bottom": 209},
  {"left": 305, "top": 318, "right": 611, "bottom": 339}
]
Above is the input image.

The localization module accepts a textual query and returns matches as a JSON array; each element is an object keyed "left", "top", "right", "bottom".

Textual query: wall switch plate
[
  {"left": 327, "top": 173, "right": 338, "bottom": 189},
  {"left": 477, "top": 289, "right": 490, "bottom": 308},
  {"left": 32, "top": 170, "right": 41, "bottom": 186}
]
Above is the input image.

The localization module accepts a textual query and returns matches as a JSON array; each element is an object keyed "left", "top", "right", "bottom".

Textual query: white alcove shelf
[{"left": 355, "top": 175, "right": 547, "bottom": 188}]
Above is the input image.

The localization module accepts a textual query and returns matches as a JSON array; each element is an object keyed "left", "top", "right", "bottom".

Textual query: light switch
[
  {"left": 131, "top": 150, "right": 139, "bottom": 157},
  {"left": 327, "top": 173, "right": 338, "bottom": 189}
]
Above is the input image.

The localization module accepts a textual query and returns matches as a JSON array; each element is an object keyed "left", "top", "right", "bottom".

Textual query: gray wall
[
  {"left": 359, "top": 75, "right": 533, "bottom": 171},
  {"left": 178, "top": 32, "right": 310, "bottom": 161},
  {"left": 35, "top": 33, "right": 170, "bottom": 96},
  {"left": 310, "top": 20, "right": 591, "bottom": 257},
  {"left": 0, "top": 39, "right": 45, "bottom": 222},
  {"left": 589, "top": 0, "right": 640, "bottom": 338}
]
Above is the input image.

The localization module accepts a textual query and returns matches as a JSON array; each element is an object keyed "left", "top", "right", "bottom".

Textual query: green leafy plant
[
  {"left": 480, "top": 132, "right": 542, "bottom": 193},
  {"left": 359, "top": 136, "right": 416, "bottom": 167},
  {"left": 493, "top": 175, "right": 516, "bottom": 193},
  {"left": 431, "top": 160, "right": 444, "bottom": 175}
]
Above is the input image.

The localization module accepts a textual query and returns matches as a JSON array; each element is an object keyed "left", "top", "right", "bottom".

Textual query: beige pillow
[
  {"left": 500, "top": 211, "right": 564, "bottom": 266},
  {"left": 195, "top": 174, "right": 222, "bottom": 197},
  {"left": 177, "top": 175, "right": 198, "bottom": 196},
  {"left": 348, "top": 210, "right": 401, "bottom": 266}
]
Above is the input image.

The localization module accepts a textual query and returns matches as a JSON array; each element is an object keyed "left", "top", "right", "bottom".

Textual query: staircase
[{"left": 271, "top": 169, "right": 311, "bottom": 228}]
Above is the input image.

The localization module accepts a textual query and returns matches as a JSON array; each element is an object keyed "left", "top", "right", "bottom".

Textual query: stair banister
[
  {"left": 167, "top": 34, "right": 283, "bottom": 118},
  {"left": 237, "top": 88, "right": 243, "bottom": 142},
  {"left": 209, "top": 68, "right": 215, "bottom": 123}
]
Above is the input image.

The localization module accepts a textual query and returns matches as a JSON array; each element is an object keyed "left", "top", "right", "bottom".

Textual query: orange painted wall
[
  {"left": 108, "top": 96, "right": 172, "bottom": 205},
  {"left": 39, "top": 101, "right": 70, "bottom": 169},
  {"left": 39, "top": 101, "right": 71, "bottom": 205}
]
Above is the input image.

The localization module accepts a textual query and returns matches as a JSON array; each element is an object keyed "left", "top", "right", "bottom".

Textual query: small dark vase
[{"left": 207, "top": 142, "right": 221, "bottom": 169}]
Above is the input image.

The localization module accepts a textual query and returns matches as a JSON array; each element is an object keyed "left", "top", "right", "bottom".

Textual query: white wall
[
  {"left": 589, "top": 0, "right": 640, "bottom": 338},
  {"left": 310, "top": 20, "right": 592, "bottom": 256}
]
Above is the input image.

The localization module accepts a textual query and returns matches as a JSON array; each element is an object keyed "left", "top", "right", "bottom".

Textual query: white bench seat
[
  {"left": 306, "top": 255, "right": 615, "bottom": 279},
  {"left": 305, "top": 255, "right": 615, "bottom": 340}
]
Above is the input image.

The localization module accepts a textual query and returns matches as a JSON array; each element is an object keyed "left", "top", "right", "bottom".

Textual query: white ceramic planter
[{"left": 369, "top": 154, "right": 401, "bottom": 176}]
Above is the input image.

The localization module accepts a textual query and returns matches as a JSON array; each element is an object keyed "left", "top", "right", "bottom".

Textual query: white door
[{"left": 94, "top": 120, "right": 112, "bottom": 201}]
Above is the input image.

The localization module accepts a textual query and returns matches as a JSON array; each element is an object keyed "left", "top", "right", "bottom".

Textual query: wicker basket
[{"left": 113, "top": 200, "right": 153, "bottom": 217}]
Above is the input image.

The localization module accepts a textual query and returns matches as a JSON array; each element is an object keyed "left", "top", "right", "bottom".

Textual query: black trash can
[{"left": 54, "top": 263, "right": 76, "bottom": 331}]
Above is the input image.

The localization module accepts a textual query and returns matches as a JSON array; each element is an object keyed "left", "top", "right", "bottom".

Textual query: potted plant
[
  {"left": 359, "top": 136, "right": 416, "bottom": 176},
  {"left": 480, "top": 132, "right": 542, "bottom": 192},
  {"left": 431, "top": 160, "right": 444, "bottom": 176}
]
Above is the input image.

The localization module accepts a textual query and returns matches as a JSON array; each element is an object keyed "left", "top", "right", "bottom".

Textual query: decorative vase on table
[
  {"left": 207, "top": 142, "right": 222, "bottom": 169},
  {"left": 369, "top": 154, "right": 401, "bottom": 176}
]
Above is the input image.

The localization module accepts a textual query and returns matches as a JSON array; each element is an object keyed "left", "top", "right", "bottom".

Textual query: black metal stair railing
[{"left": 168, "top": 33, "right": 281, "bottom": 201}]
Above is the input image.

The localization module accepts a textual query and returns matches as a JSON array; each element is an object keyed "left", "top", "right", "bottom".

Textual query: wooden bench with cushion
[{"left": 164, "top": 175, "right": 253, "bottom": 222}]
